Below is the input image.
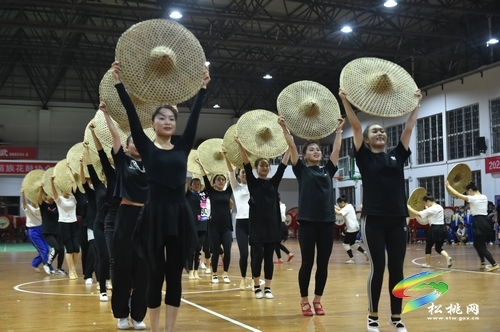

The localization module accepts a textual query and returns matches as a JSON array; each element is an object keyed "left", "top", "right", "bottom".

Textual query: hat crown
[
  {"left": 368, "top": 73, "right": 393, "bottom": 93},
  {"left": 256, "top": 125, "right": 273, "bottom": 142},
  {"left": 149, "top": 46, "right": 177, "bottom": 74},
  {"left": 299, "top": 99, "right": 320, "bottom": 118}
]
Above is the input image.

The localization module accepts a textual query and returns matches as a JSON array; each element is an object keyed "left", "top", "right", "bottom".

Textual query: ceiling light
[
  {"left": 213, "top": 104, "right": 220, "bottom": 108},
  {"left": 169, "top": 11, "right": 182, "bottom": 19},
  {"left": 263, "top": 74, "right": 272, "bottom": 79},
  {"left": 487, "top": 38, "right": 499, "bottom": 46},
  {"left": 205, "top": 61, "right": 210, "bottom": 66},
  {"left": 341, "top": 26, "right": 353, "bottom": 33},
  {"left": 384, "top": 0, "right": 397, "bottom": 8}
]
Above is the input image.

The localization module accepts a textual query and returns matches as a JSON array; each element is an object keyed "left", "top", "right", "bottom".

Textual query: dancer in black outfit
[
  {"left": 235, "top": 136, "right": 289, "bottom": 299},
  {"left": 80, "top": 159, "right": 97, "bottom": 284},
  {"left": 112, "top": 61, "right": 210, "bottom": 332},
  {"left": 279, "top": 116, "right": 344, "bottom": 316},
  {"left": 341, "top": 87, "right": 421, "bottom": 332}
]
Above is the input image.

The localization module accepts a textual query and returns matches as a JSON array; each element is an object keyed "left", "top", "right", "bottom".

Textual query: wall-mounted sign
[
  {"left": 0, "top": 161, "right": 56, "bottom": 175},
  {"left": 485, "top": 156, "right": 500, "bottom": 174},
  {"left": 0, "top": 147, "right": 37, "bottom": 160}
]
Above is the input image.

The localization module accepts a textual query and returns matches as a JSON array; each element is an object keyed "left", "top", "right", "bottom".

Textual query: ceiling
[{"left": 0, "top": 0, "right": 499, "bottom": 115}]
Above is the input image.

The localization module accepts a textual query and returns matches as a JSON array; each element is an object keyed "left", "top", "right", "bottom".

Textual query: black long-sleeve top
[
  {"left": 82, "top": 182, "right": 96, "bottom": 229},
  {"left": 40, "top": 201, "right": 59, "bottom": 235},
  {"left": 115, "top": 83, "right": 207, "bottom": 203},
  {"left": 98, "top": 149, "right": 120, "bottom": 213},
  {"left": 203, "top": 175, "right": 233, "bottom": 233},
  {"left": 87, "top": 165, "right": 107, "bottom": 224}
]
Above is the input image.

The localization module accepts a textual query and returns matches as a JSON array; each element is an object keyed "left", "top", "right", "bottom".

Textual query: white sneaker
[
  {"left": 212, "top": 275, "right": 219, "bottom": 284},
  {"left": 131, "top": 318, "right": 146, "bottom": 330},
  {"left": 367, "top": 316, "right": 380, "bottom": 332},
  {"left": 254, "top": 288, "right": 263, "bottom": 299},
  {"left": 264, "top": 289, "right": 274, "bottom": 299},
  {"left": 346, "top": 258, "right": 356, "bottom": 264},
  {"left": 106, "top": 280, "right": 113, "bottom": 290},
  {"left": 205, "top": 267, "right": 211, "bottom": 274},
  {"left": 43, "top": 264, "right": 52, "bottom": 275},
  {"left": 117, "top": 318, "right": 129, "bottom": 330},
  {"left": 447, "top": 257, "right": 453, "bottom": 268},
  {"left": 391, "top": 318, "right": 408, "bottom": 332},
  {"left": 223, "top": 275, "right": 230, "bottom": 283},
  {"left": 200, "top": 262, "right": 206, "bottom": 270},
  {"left": 421, "top": 263, "right": 431, "bottom": 268},
  {"left": 85, "top": 278, "right": 93, "bottom": 285},
  {"left": 100, "top": 293, "right": 108, "bottom": 302}
]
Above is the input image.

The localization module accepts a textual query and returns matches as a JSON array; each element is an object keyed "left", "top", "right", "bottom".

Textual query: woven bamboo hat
[
  {"left": 99, "top": 69, "right": 161, "bottom": 130},
  {"left": 340, "top": 57, "right": 419, "bottom": 117},
  {"left": 66, "top": 142, "right": 88, "bottom": 178},
  {"left": 115, "top": 18, "right": 206, "bottom": 104},
  {"left": 277, "top": 80, "right": 341, "bottom": 139},
  {"left": 22, "top": 169, "right": 45, "bottom": 204},
  {"left": 53, "top": 159, "right": 77, "bottom": 194},
  {"left": 222, "top": 124, "right": 258, "bottom": 169},
  {"left": 407, "top": 187, "right": 427, "bottom": 217},
  {"left": 187, "top": 149, "right": 204, "bottom": 175},
  {"left": 236, "top": 109, "right": 288, "bottom": 159},
  {"left": 447, "top": 163, "right": 472, "bottom": 194},
  {"left": 197, "top": 138, "right": 228, "bottom": 175},
  {"left": 42, "top": 167, "right": 55, "bottom": 197}
]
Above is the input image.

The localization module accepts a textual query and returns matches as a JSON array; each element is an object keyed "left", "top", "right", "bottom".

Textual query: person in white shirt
[
  {"left": 446, "top": 181, "right": 498, "bottom": 272},
  {"left": 335, "top": 196, "right": 367, "bottom": 264},
  {"left": 407, "top": 194, "right": 452, "bottom": 268},
  {"left": 455, "top": 222, "right": 468, "bottom": 245},
  {"left": 21, "top": 188, "right": 52, "bottom": 275}
]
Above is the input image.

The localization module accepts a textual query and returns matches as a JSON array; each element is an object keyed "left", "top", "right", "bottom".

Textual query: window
[
  {"left": 386, "top": 124, "right": 410, "bottom": 167},
  {"left": 338, "top": 186, "right": 356, "bottom": 208},
  {"left": 0, "top": 196, "right": 20, "bottom": 215},
  {"left": 417, "top": 175, "right": 445, "bottom": 206},
  {"left": 447, "top": 104, "right": 480, "bottom": 159},
  {"left": 337, "top": 136, "right": 353, "bottom": 178},
  {"left": 416, "top": 114, "right": 444, "bottom": 164},
  {"left": 490, "top": 97, "right": 500, "bottom": 153}
]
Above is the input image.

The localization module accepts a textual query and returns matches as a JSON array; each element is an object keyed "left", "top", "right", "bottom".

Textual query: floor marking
[
  {"left": 182, "top": 298, "right": 262, "bottom": 332},
  {"left": 411, "top": 255, "right": 500, "bottom": 275}
]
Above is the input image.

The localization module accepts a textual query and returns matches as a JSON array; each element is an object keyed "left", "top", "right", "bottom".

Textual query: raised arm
[
  {"left": 407, "top": 204, "right": 422, "bottom": 217},
  {"left": 37, "top": 182, "right": 44, "bottom": 205},
  {"left": 400, "top": 90, "right": 423, "bottom": 150},
  {"left": 79, "top": 156, "right": 86, "bottom": 185},
  {"left": 50, "top": 175, "right": 59, "bottom": 199},
  {"left": 99, "top": 101, "right": 122, "bottom": 154},
  {"left": 330, "top": 118, "right": 346, "bottom": 166},
  {"left": 234, "top": 134, "right": 250, "bottom": 165},
  {"left": 281, "top": 148, "right": 291, "bottom": 166},
  {"left": 445, "top": 181, "right": 469, "bottom": 201},
  {"left": 20, "top": 188, "right": 27, "bottom": 210},
  {"left": 339, "top": 88, "right": 363, "bottom": 151},
  {"left": 278, "top": 115, "right": 299, "bottom": 166}
]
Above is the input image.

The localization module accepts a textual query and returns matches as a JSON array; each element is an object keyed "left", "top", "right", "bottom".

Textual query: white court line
[
  {"left": 13, "top": 278, "right": 97, "bottom": 296},
  {"left": 181, "top": 298, "right": 262, "bottom": 332},
  {"left": 411, "top": 256, "right": 500, "bottom": 275}
]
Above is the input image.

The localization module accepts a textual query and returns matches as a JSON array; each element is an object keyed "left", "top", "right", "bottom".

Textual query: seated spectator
[{"left": 455, "top": 222, "right": 468, "bottom": 245}]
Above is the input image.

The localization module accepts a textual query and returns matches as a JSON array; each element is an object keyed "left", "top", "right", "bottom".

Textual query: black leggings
[
  {"left": 251, "top": 242, "right": 275, "bottom": 280},
  {"left": 61, "top": 222, "right": 80, "bottom": 254},
  {"left": 104, "top": 206, "right": 117, "bottom": 282},
  {"left": 236, "top": 218, "right": 250, "bottom": 277},
  {"left": 112, "top": 205, "right": 147, "bottom": 321},
  {"left": 473, "top": 234, "right": 497, "bottom": 265},
  {"left": 187, "top": 231, "right": 206, "bottom": 271},
  {"left": 361, "top": 215, "right": 407, "bottom": 315},
  {"left": 44, "top": 233, "right": 64, "bottom": 269},
  {"left": 148, "top": 235, "right": 184, "bottom": 307},
  {"left": 298, "top": 221, "right": 334, "bottom": 297},
  {"left": 425, "top": 226, "right": 445, "bottom": 255},
  {"left": 94, "top": 219, "right": 110, "bottom": 292},
  {"left": 275, "top": 243, "right": 290, "bottom": 259},
  {"left": 209, "top": 229, "right": 232, "bottom": 273}
]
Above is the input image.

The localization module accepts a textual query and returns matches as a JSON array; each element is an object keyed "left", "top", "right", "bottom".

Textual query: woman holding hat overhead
[
  {"left": 112, "top": 61, "right": 210, "bottom": 332},
  {"left": 279, "top": 116, "right": 344, "bottom": 315},
  {"left": 234, "top": 137, "right": 290, "bottom": 299},
  {"left": 340, "top": 87, "right": 421, "bottom": 332},
  {"left": 445, "top": 182, "right": 499, "bottom": 272},
  {"left": 407, "top": 194, "right": 452, "bottom": 269}
]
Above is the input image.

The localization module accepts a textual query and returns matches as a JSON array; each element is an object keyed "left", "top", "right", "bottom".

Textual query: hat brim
[
  {"left": 407, "top": 187, "right": 427, "bottom": 217},
  {"left": 198, "top": 138, "right": 228, "bottom": 175},
  {"left": 446, "top": 163, "right": 472, "bottom": 195},
  {"left": 22, "top": 169, "right": 45, "bottom": 204},
  {"left": 222, "top": 124, "right": 258, "bottom": 169}
]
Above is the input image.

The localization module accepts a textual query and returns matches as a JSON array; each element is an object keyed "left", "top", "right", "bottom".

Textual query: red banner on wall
[
  {"left": 0, "top": 161, "right": 56, "bottom": 175},
  {"left": 0, "top": 147, "right": 37, "bottom": 159},
  {"left": 485, "top": 156, "right": 500, "bottom": 173}
]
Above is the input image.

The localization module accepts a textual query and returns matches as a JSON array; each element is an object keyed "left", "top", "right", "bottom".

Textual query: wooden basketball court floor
[{"left": 1, "top": 240, "right": 499, "bottom": 331}]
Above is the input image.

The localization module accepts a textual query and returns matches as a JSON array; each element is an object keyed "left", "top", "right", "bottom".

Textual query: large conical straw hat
[
  {"left": 42, "top": 167, "right": 55, "bottom": 198},
  {"left": 22, "top": 169, "right": 45, "bottom": 204},
  {"left": 340, "top": 57, "right": 419, "bottom": 117},
  {"left": 187, "top": 150, "right": 204, "bottom": 175},
  {"left": 446, "top": 163, "right": 472, "bottom": 195},
  {"left": 236, "top": 110, "right": 288, "bottom": 159},
  {"left": 197, "top": 138, "right": 228, "bottom": 175},
  {"left": 53, "top": 159, "right": 82, "bottom": 194},
  {"left": 99, "top": 69, "right": 160, "bottom": 130},
  {"left": 277, "top": 81, "right": 341, "bottom": 139},
  {"left": 115, "top": 18, "right": 206, "bottom": 104},
  {"left": 222, "top": 124, "right": 258, "bottom": 169},
  {"left": 407, "top": 187, "right": 427, "bottom": 217}
]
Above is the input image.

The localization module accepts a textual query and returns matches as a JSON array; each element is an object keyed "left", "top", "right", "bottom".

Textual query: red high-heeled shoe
[
  {"left": 300, "top": 302, "right": 314, "bottom": 316},
  {"left": 313, "top": 302, "right": 325, "bottom": 315}
]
